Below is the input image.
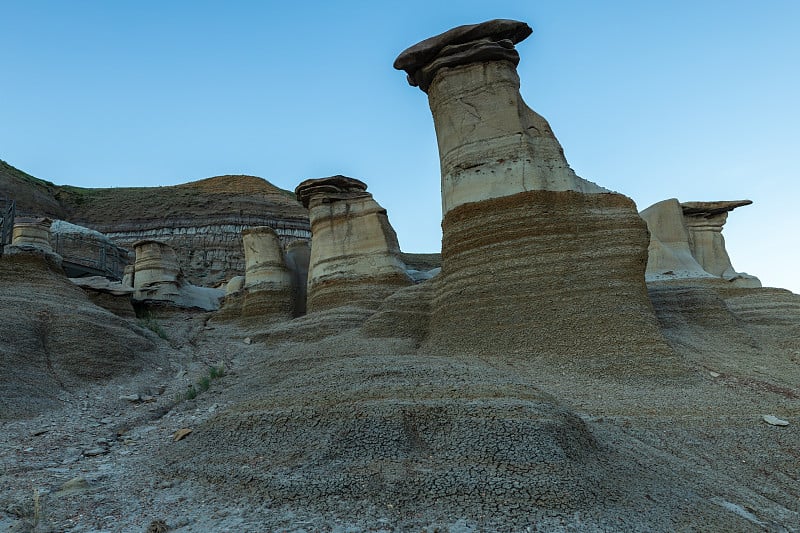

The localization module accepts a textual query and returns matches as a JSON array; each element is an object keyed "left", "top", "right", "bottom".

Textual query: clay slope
[
  {"left": 158, "top": 334, "right": 713, "bottom": 530},
  {"left": 0, "top": 252, "right": 160, "bottom": 419}
]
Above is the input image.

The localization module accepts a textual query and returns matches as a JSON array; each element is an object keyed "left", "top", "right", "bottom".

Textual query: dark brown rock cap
[
  {"left": 295, "top": 175, "right": 368, "bottom": 208},
  {"left": 681, "top": 200, "right": 752, "bottom": 217},
  {"left": 394, "top": 19, "right": 533, "bottom": 92}
]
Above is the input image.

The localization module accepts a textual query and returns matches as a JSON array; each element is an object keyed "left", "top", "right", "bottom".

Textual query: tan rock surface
[
  {"left": 133, "top": 240, "right": 223, "bottom": 311},
  {"left": 396, "top": 20, "right": 606, "bottom": 216},
  {"left": 640, "top": 198, "right": 715, "bottom": 281},
  {"left": 240, "top": 227, "right": 293, "bottom": 319},
  {"left": 295, "top": 176, "right": 411, "bottom": 312},
  {"left": 681, "top": 200, "right": 761, "bottom": 287}
]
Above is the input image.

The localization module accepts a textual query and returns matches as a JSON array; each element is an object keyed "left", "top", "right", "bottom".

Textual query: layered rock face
[
  {"left": 240, "top": 227, "right": 293, "bottom": 319},
  {"left": 395, "top": 19, "right": 674, "bottom": 371},
  {"left": 641, "top": 199, "right": 760, "bottom": 287},
  {"left": 50, "top": 220, "right": 130, "bottom": 280},
  {"left": 295, "top": 176, "right": 411, "bottom": 313},
  {"left": 1, "top": 168, "right": 311, "bottom": 286},
  {"left": 11, "top": 217, "right": 53, "bottom": 252}
]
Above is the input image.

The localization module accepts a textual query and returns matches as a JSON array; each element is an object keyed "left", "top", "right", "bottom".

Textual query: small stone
[
  {"left": 57, "top": 476, "right": 89, "bottom": 495},
  {"left": 141, "top": 395, "right": 155, "bottom": 402},
  {"left": 100, "top": 417, "right": 114, "bottom": 425},
  {"left": 243, "top": 337, "right": 252, "bottom": 345},
  {"left": 762, "top": 415, "right": 789, "bottom": 426},
  {"left": 119, "top": 394, "right": 140, "bottom": 402},
  {"left": 709, "top": 371, "right": 721, "bottom": 378},
  {"left": 173, "top": 428, "right": 192, "bottom": 442},
  {"left": 83, "top": 447, "right": 109, "bottom": 457}
]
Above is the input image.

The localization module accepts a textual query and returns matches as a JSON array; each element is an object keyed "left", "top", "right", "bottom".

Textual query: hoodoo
[
  {"left": 295, "top": 176, "right": 411, "bottom": 313},
  {"left": 395, "top": 19, "right": 675, "bottom": 372},
  {"left": 641, "top": 198, "right": 760, "bottom": 287},
  {"left": 240, "top": 226, "right": 293, "bottom": 318}
]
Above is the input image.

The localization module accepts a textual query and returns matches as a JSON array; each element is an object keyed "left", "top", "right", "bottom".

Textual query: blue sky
[{"left": 2, "top": 1, "right": 798, "bottom": 292}]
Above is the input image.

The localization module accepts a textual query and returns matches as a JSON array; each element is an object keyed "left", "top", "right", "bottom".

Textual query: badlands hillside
[{"left": 1, "top": 19, "right": 799, "bottom": 533}]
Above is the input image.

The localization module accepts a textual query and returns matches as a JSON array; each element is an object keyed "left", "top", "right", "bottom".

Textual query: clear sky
[{"left": 2, "top": 1, "right": 798, "bottom": 293}]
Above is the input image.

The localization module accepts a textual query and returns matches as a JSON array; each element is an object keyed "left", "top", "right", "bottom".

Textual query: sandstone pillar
[
  {"left": 241, "top": 226, "right": 293, "bottom": 318},
  {"left": 681, "top": 201, "right": 760, "bottom": 287},
  {"left": 132, "top": 240, "right": 182, "bottom": 302},
  {"left": 11, "top": 218, "right": 53, "bottom": 252},
  {"left": 295, "top": 176, "right": 411, "bottom": 313},
  {"left": 395, "top": 20, "right": 674, "bottom": 370}
]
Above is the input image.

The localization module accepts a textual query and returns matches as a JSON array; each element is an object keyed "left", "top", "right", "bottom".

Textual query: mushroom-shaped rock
[
  {"left": 396, "top": 19, "right": 607, "bottom": 215},
  {"left": 397, "top": 21, "right": 676, "bottom": 371},
  {"left": 640, "top": 199, "right": 715, "bottom": 281},
  {"left": 295, "top": 176, "right": 412, "bottom": 313},
  {"left": 680, "top": 200, "right": 760, "bottom": 287}
]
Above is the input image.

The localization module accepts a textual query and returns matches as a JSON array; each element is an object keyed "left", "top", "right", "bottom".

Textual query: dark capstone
[
  {"left": 680, "top": 200, "right": 753, "bottom": 217},
  {"left": 295, "top": 175, "right": 368, "bottom": 208},
  {"left": 394, "top": 19, "right": 533, "bottom": 92}
]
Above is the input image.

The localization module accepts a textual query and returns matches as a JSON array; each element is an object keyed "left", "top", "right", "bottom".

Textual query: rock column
[
  {"left": 132, "top": 240, "right": 183, "bottom": 302},
  {"left": 241, "top": 226, "right": 293, "bottom": 318},
  {"left": 295, "top": 176, "right": 411, "bottom": 313},
  {"left": 681, "top": 201, "right": 760, "bottom": 287},
  {"left": 11, "top": 218, "right": 53, "bottom": 252},
  {"left": 395, "top": 20, "right": 674, "bottom": 371}
]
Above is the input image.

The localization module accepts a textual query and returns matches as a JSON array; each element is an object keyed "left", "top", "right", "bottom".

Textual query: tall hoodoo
[
  {"left": 395, "top": 20, "right": 675, "bottom": 369},
  {"left": 295, "top": 176, "right": 411, "bottom": 313}
]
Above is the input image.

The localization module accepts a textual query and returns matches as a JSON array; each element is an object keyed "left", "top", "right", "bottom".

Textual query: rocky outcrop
[
  {"left": 295, "top": 176, "right": 412, "bottom": 313},
  {"left": 640, "top": 199, "right": 715, "bottom": 281},
  {"left": 394, "top": 20, "right": 607, "bottom": 216},
  {"left": 396, "top": 19, "right": 676, "bottom": 373},
  {"left": 681, "top": 200, "right": 760, "bottom": 287},
  {"left": 240, "top": 227, "right": 293, "bottom": 319},
  {"left": 0, "top": 167, "right": 311, "bottom": 286},
  {"left": 69, "top": 276, "right": 136, "bottom": 318},
  {"left": 641, "top": 199, "right": 761, "bottom": 287},
  {"left": 50, "top": 220, "right": 130, "bottom": 280},
  {"left": 132, "top": 240, "right": 223, "bottom": 311},
  {"left": 11, "top": 217, "right": 53, "bottom": 252}
]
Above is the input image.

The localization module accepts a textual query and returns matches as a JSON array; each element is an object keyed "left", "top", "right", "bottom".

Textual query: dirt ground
[{"left": 1, "top": 279, "right": 798, "bottom": 532}]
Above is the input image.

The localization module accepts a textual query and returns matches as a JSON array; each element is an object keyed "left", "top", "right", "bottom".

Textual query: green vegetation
[
  {"left": 135, "top": 310, "right": 168, "bottom": 340},
  {"left": 175, "top": 365, "right": 226, "bottom": 402}
]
